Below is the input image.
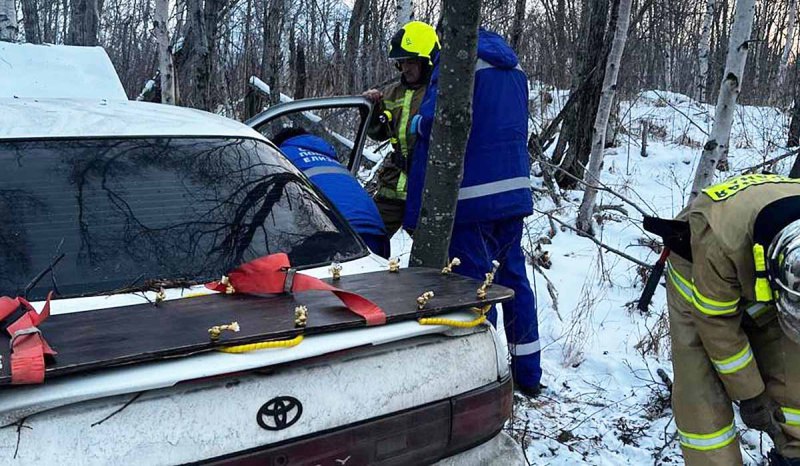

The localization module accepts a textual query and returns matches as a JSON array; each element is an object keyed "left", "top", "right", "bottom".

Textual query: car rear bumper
[{"left": 200, "top": 375, "right": 514, "bottom": 466}]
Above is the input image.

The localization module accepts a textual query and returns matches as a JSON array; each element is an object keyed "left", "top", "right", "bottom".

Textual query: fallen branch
[
  {"left": 535, "top": 208, "right": 651, "bottom": 269},
  {"left": 741, "top": 147, "right": 800, "bottom": 174},
  {"left": 533, "top": 262, "right": 562, "bottom": 321}
]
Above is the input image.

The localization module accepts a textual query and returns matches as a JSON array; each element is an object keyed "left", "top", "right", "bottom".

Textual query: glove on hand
[{"left": 740, "top": 392, "right": 782, "bottom": 432}]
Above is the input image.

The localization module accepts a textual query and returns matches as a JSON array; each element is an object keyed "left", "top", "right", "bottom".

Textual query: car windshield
[{"left": 0, "top": 137, "right": 366, "bottom": 300}]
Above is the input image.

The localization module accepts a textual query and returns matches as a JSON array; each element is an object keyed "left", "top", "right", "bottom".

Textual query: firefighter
[
  {"left": 273, "top": 128, "right": 390, "bottom": 259},
  {"left": 402, "top": 28, "right": 542, "bottom": 396},
  {"left": 362, "top": 21, "right": 439, "bottom": 244},
  {"left": 661, "top": 174, "right": 800, "bottom": 465}
]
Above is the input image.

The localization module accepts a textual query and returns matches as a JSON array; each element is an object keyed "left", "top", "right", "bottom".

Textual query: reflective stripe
[
  {"left": 475, "top": 59, "right": 524, "bottom": 73},
  {"left": 377, "top": 185, "right": 407, "bottom": 200},
  {"left": 397, "top": 171, "right": 407, "bottom": 194},
  {"left": 383, "top": 99, "right": 403, "bottom": 110},
  {"left": 711, "top": 344, "right": 754, "bottom": 375},
  {"left": 666, "top": 262, "right": 739, "bottom": 316},
  {"left": 458, "top": 177, "right": 530, "bottom": 201},
  {"left": 678, "top": 423, "right": 737, "bottom": 451},
  {"left": 693, "top": 288, "right": 739, "bottom": 316},
  {"left": 745, "top": 302, "right": 770, "bottom": 319},
  {"left": 782, "top": 407, "right": 800, "bottom": 426},
  {"left": 303, "top": 165, "right": 351, "bottom": 178},
  {"left": 509, "top": 340, "right": 541, "bottom": 356},
  {"left": 398, "top": 89, "right": 415, "bottom": 157},
  {"left": 666, "top": 261, "right": 694, "bottom": 304}
]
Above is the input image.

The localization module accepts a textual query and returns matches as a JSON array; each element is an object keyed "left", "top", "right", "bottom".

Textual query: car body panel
[{"left": 0, "top": 330, "right": 499, "bottom": 465}]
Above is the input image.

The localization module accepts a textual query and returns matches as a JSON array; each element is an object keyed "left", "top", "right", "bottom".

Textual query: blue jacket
[
  {"left": 403, "top": 29, "right": 533, "bottom": 228},
  {"left": 280, "top": 134, "right": 386, "bottom": 238}
]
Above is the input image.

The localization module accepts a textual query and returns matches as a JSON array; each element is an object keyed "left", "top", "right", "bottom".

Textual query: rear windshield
[{"left": 0, "top": 137, "right": 366, "bottom": 300}]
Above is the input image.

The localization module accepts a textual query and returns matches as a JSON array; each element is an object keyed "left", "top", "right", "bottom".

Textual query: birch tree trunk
[
  {"left": 154, "top": 0, "right": 175, "bottom": 105},
  {"left": 409, "top": 0, "right": 480, "bottom": 268},
  {"left": 0, "top": 0, "right": 18, "bottom": 42},
  {"left": 396, "top": 0, "right": 412, "bottom": 28},
  {"left": 696, "top": 0, "right": 717, "bottom": 103},
  {"left": 689, "top": 0, "right": 756, "bottom": 202},
  {"left": 775, "top": 0, "right": 798, "bottom": 98},
  {"left": 576, "top": 0, "right": 633, "bottom": 235}
]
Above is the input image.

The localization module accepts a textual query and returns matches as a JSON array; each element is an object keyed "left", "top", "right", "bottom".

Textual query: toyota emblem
[{"left": 257, "top": 396, "right": 303, "bottom": 431}]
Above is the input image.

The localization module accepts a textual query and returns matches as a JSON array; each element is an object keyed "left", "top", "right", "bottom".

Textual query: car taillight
[{"left": 447, "top": 376, "right": 513, "bottom": 455}]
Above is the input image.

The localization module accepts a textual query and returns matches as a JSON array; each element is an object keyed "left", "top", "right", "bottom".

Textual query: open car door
[{"left": 246, "top": 96, "right": 375, "bottom": 174}]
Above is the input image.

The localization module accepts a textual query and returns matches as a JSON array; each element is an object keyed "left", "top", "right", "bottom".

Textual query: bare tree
[
  {"left": 21, "top": 0, "right": 42, "bottom": 44},
  {"left": 696, "top": 0, "right": 717, "bottom": 103},
  {"left": 775, "top": 0, "right": 798, "bottom": 98},
  {"left": 0, "top": 0, "right": 17, "bottom": 42},
  {"left": 509, "top": 0, "right": 526, "bottom": 50},
  {"left": 577, "top": 0, "right": 633, "bottom": 235},
  {"left": 409, "top": 0, "right": 481, "bottom": 268},
  {"left": 154, "top": 0, "right": 175, "bottom": 105},
  {"left": 262, "top": 0, "right": 286, "bottom": 106},
  {"left": 66, "top": 0, "right": 100, "bottom": 46},
  {"left": 690, "top": 0, "right": 757, "bottom": 202}
]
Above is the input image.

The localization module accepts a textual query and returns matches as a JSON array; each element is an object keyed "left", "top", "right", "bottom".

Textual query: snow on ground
[{"left": 392, "top": 89, "right": 792, "bottom": 465}]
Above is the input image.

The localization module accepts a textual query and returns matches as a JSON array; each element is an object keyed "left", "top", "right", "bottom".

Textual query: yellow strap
[
  {"left": 397, "top": 171, "right": 407, "bottom": 194},
  {"left": 418, "top": 305, "right": 491, "bottom": 328},
  {"left": 218, "top": 334, "right": 304, "bottom": 353}
]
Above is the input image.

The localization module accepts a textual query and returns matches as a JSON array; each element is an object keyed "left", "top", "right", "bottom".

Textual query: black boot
[
  {"left": 515, "top": 381, "right": 545, "bottom": 398},
  {"left": 769, "top": 449, "right": 800, "bottom": 466}
]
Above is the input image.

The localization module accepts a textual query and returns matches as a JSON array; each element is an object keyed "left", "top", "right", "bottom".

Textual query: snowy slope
[{"left": 391, "top": 89, "right": 791, "bottom": 465}]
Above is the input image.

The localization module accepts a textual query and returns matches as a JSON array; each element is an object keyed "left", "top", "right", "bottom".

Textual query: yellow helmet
[{"left": 388, "top": 21, "right": 440, "bottom": 64}]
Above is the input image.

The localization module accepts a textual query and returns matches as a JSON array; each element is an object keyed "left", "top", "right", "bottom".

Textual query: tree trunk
[
  {"left": 576, "top": 0, "right": 633, "bottom": 235},
  {"left": 66, "top": 0, "right": 99, "bottom": 46},
  {"left": 696, "top": 0, "right": 717, "bottom": 103},
  {"left": 344, "top": 0, "right": 366, "bottom": 93},
  {"left": 21, "top": 0, "right": 42, "bottom": 43},
  {"left": 409, "top": 0, "right": 480, "bottom": 269},
  {"left": 174, "top": 0, "right": 209, "bottom": 109},
  {"left": 154, "top": 0, "right": 175, "bottom": 105},
  {"left": 0, "top": 0, "right": 18, "bottom": 42},
  {"left": 261, "top": 0, "right": 285, "bottom": 106},
  {"left": 551, "top": 0, "right": 613, "bottom": 189},
  {"left": 294, "top": 40, "right": 306, "bottom": 99},
  {"left": 775, "top": 0, "right": 798, "bottom": 99},
  {"left": 509, "top": 0, "right": 526, "bottom": 50},
  {"left": 396, "top": 0, "right": 412, "bottom": 28},
  {"left": 689, "top": 0, "right": 756, "bottom": 202}
]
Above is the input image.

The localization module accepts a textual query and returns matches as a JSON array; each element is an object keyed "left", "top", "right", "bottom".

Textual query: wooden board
[{"left": 0, "top": 268, "right": 512, "bottom": 385}]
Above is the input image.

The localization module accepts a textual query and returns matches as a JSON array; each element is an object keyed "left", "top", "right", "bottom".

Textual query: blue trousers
[
  {"left": 361, "top": 233, "right": 391, "bottom": 259},
  {"left": 449, "top": 217, "right": 542, "bottom": 388}
]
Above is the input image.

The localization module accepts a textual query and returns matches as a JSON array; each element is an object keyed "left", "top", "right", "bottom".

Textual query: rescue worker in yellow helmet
[
  {"left": 362, "top": 21, "right": 440, "bottom": 244},
  {"left": 656, "top": 174, "right": 800, "bottom": 466}
]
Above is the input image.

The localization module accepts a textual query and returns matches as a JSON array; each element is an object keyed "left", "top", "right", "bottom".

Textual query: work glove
[{"left": 740, "top": 392, "right": 788, "bottom": 449}]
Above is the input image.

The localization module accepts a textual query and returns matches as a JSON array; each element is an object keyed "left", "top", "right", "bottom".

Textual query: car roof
[{"left": 0, "top": 98, "right": 268, "bottom": 141}]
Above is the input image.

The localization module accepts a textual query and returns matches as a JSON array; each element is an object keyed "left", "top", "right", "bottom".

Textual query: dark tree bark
[
  {"left": 294, "top": 41, "right": 307, "bottom": 99},
  {"left": 409, "top": 0, "right": 481, "bottom": 269},
  {"left": 344, "top": 0, "right": 367, "bottom": 93},
  {"left": 261, "top": 0, "right": 285, "bottom": 106},
  {"left": 551, "top": 0, "right": 614, "bottom": 189},
  {"left": 509, "top": 0, "right": 526, "bottom": 50},
  {"left": 21, "top": 0, "right": 42, "bottom": 43},
  {"left": 66, "top": 0, "right": 99, "bottom": 46},
  {"left": 173, "top": 0, "right": 225, "bottom": 110}
]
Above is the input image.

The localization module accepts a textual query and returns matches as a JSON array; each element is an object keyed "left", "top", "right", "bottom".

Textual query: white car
[{"left": 0, "top": 43, "right": 524, "bottom": 465}]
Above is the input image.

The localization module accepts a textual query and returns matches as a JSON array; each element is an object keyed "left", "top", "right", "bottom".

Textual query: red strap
[
  {"left": 206, "top": 254, "right": 386, "bottom": 326},
  {"left": 2, "top": 292, "right": 56, "bottom": 385}
]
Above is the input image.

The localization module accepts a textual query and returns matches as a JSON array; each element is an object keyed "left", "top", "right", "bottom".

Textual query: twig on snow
[{"left": 535, "top": 208, "right": 651, "bottom": 269}]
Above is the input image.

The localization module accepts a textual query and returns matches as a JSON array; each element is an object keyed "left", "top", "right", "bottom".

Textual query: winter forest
[{"left": 3, "top": 0, "right": 800, "bottom": 464}]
